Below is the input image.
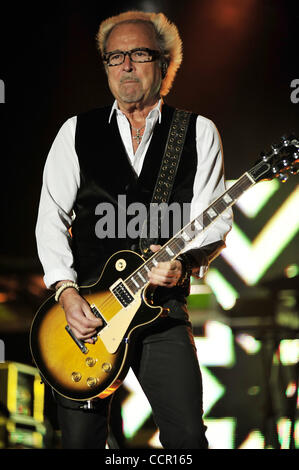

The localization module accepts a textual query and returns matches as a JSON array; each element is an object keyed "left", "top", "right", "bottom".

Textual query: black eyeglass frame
[{"left": 102, "top": 47, "right": 161, "bottom": 67}]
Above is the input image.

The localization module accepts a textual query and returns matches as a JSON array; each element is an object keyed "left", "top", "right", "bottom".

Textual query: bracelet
[{"left": 55, "top": 282, "right": 79, "bottom": 302}]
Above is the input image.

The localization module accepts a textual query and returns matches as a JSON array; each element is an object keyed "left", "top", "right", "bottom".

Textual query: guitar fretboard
[{"left": 125, "top": 172, "right": 255, "bottom": 294}]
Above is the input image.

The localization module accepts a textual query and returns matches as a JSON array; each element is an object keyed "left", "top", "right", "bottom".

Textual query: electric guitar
[{"left": 30, "top": 136, "right": 299, "bottom": 401}]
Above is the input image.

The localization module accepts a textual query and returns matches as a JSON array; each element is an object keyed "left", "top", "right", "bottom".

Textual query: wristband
[{"left": 55, "top": 282, "right": 79, "bottom": 302}]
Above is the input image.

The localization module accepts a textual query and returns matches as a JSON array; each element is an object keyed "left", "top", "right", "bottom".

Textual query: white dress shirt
[{"left": 36, "top": 100, "right": 232, "bottom": 288}]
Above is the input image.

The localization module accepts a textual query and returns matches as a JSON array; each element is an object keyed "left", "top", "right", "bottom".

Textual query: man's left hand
[{"left": 147, "top": 244, "right": 183, "bottom": 288}]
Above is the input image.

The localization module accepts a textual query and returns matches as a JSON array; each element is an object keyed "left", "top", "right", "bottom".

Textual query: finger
[
  {"left": 65, "top": 309, "right": 100, "bottom": 338},
  {"left": 81, "top": 302, "right": 103, "bottom": 326},
  {"left": 148, "top": 272, "right": 178, "bottom": 286},
  {"left": 150, "top": 244, "right": 162, "bottom": 253},
  {"left": 66, "top": 324, "right": 93, "bottom": 342},
  {"left": 68, "top": 320, "right": 99, "bottom": 341},
  {"left": 67, "top": 320, "right": 98, "bottom": 339},
  {"left": 151, "top": 260, "right": 180, "bottom": 273},
  {"left": 149, "top": 266, "right": 180, "bottom": 280}
]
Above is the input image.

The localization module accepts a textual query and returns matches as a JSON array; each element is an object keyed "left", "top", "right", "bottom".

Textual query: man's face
[{"left": 105, "top": 22, "right": 162, "bottom": 107}]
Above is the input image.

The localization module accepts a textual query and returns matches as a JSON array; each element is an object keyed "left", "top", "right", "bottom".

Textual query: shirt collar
[{"left": 108, "top": 98, "right": 163, "bottom": 124}]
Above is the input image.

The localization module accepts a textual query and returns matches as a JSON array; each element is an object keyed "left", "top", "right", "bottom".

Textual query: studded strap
[{"left": 139, "top": 109, "right": 192, "bottom": 258}]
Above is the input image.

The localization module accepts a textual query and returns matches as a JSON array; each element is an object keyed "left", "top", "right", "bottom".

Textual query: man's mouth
[{"left": 121, "top": 78, "right": 140, "bottom": 84}]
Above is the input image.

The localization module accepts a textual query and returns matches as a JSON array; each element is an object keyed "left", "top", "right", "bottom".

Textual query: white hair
[{"left": 96, "top": 10, "right": 183, "bottom": 96}]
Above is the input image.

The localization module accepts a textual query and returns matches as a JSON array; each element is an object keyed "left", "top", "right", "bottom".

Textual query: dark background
[{"left": 0, "top": 0, "right": 298, "bottom": 450}]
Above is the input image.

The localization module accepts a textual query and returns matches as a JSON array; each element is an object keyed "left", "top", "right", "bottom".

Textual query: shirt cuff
[{"left": 43, "top": 268, "right": 78, "bottom": 290}]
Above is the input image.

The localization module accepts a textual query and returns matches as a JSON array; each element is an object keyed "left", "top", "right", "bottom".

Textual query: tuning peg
[
  {"left": 278, "top": 173, "right": 289, "bottom": 183},
  {"left": 271, "top": 143, "right": 280, "bottom": 153},
  {"left": 260, "top": 151, "right": 268, "bottom": 162},
  {"left": 289, "top": 166, "right": 298, "bottom": 175},
  {"left": 281, "top": 135, "right": 290, "bottom": 146}
]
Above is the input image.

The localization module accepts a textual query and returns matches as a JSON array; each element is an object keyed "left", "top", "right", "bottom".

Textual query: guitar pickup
[{"left": 110, "top": 280, "right": 134, "bottom": 308}]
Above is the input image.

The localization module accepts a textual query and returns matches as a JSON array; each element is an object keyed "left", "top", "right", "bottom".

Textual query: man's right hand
[{"left": 58, "top": 285, "right": 103, "bottom": 344}]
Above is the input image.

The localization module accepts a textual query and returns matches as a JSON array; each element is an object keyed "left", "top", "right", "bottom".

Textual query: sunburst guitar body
[{"left": 30, "top": 250, "right": 162, "bottom": 401}]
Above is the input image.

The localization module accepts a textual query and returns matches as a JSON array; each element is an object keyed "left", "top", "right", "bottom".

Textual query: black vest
[{"left": 72, "top": 103, "right": 198, "bottom": 301}]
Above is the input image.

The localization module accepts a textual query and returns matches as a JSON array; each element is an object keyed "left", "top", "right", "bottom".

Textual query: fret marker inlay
[
  {"left": 207, "top": 208, "right": 217, "bottom": 218},
  {"left": 137, "top": 272, "right": 146, "bottom": 282},
  {"left": 166, "top": 246, "right": 174, "bottom": 256},
  {"left": 223, "top": 193, "right": 233, "bottom": 204},
  {"left": 194, "top": 220, "right": 202, "bottom": 230},
  {"left": 182, "top": 232, "right": 191, "bottom": 241},
  {"left": 131, "top": 277, "right": 140, "bottom": 288}
]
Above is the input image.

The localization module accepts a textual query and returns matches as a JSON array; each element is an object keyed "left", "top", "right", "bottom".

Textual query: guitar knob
[
  {"left": 102, "top": 362, "right": 112, "bottom": 373},
  {"left": 271, "top": 143, "right": 280, "bottom": 153},
  {"left": 86, "top": 377, "right": 98, "bottom": 388},
  {"left": 289, "top": 166, "right": 298, "bottom": 175},
  {"left": 86, "top": 357, "right": 97, "bottom": 367},
  {"left": 292, "top": 151, "right": 299, "bottom": 162},
  {"left": 71, "top": 372, "right": 82, "bottom": 382},
  {"left": 281, "top": 135, "right": 290, "bottom": 145}
]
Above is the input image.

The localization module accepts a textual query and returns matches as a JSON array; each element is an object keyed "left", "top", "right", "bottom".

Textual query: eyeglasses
[{"left": 103, "top": 48, "right": 161, "bottom": 67}]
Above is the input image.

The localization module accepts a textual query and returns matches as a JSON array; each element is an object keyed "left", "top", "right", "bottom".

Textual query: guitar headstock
[{"left": 248, "top": 135, "right": 299, "bottom": 183}]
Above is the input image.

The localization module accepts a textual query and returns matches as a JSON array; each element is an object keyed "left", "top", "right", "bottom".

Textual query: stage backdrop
[{"left": 0, "top": 0, "right": 298, "bottom": 449}]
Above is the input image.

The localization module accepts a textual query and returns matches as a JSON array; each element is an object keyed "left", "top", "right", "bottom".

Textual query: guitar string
[
  {"left": 87, "top": 174, "right": 253, "bottom": 315},
  {"left": 86, "top": 174, "right": 253, "bottom": 316},
  {"left": 76, "top": 146, "right": 288, "bottom": 317}
]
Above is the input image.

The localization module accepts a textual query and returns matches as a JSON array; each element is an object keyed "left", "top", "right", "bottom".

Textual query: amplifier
[{"left": 0, "top": 361, "right": 46, "bottom": 448}]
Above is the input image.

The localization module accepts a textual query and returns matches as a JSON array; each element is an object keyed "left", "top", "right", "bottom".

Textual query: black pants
[{"left": 55, "top": 300, "right": 208, "bottom": 449}]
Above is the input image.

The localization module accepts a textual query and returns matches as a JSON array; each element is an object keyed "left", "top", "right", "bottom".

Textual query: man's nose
[{"left": 122, "top": 54, "right": 134, "bottom": 71}]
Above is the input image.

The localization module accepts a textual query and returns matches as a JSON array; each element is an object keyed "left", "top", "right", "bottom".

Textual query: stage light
[
  {"left": 277, "top": 418, "right": 293, "bottom": 449},
  {"left": 239, "top": 430, "right": 265, "bottom": 449},
  {"left": 122, "top": 369, "right": 152, "bottom": 439},
  {"left": 235, "top": 333, "right": 261, "bottom": 355},
  {"left": 148, "top": 430, "right": 162, "bottom": 448},
  {"left": 221, "top": 186, "right": 299, "bottom": 285},
  {"left": 278, "top": 340, "right": 299, "bottom": 366},
  {"left": 227, "top": 179, "right": 280, "bottom": 218},
  {"left": 205, "top": 268, "right": 238, "bottom": 310},
  {"left": 195, "top": 321, "right": 235, "bottom": 367},
  {"left": 285, "top": 264, "right": 299, "bottom": 278},
  {"left": 205, "top": 418, "right": 236, "bottom": 449},
  {"left": 285, "top": 381, "right": 297, "bottom": 399},
  {"left": 201, "top": 366, "right": 226, "bottom": 416}
]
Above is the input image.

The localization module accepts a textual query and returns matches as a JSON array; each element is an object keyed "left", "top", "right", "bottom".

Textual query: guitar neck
[{"left": 125, "top": 172, "right": 256, "bottom": 294}]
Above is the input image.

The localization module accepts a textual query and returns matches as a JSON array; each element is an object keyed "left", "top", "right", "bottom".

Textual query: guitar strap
[{"left": 139, "top": 108, "right": 192, "bottom": 258}]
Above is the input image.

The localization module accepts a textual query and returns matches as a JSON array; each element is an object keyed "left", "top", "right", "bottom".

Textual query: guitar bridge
[{"left": 65, "top": 325, "right": 89, "bottom": 354}]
